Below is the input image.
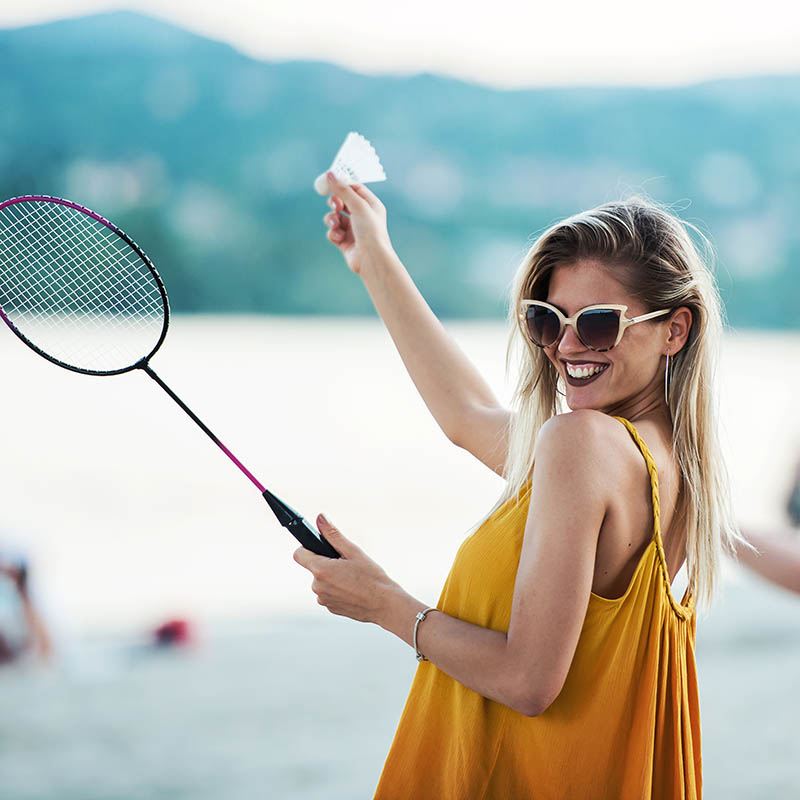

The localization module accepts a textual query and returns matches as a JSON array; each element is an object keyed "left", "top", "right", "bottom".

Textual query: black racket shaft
[{"left": 142, "top": 364, "right": 340, "bottom": 559}]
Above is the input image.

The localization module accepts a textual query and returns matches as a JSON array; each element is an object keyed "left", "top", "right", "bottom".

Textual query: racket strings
[
  {"left": 1, "top": 207, "right": 158, "bottom": 354},
  {"left": 4, "top": 203, "right": 157, "bottom": 315},
  {"left": 1, "top": 205, "right": 143, "bottom": 319},
  {"left": 0, "top": 200, "right": 166, "bottom": 372}
]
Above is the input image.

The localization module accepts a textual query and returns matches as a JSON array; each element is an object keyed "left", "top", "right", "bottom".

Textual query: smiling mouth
[
  {"left": 563, "top": 363, "right": 609, "bottom": 386},
  {"left": 565, "top": 363, "right": 608, "bottom": 379}
]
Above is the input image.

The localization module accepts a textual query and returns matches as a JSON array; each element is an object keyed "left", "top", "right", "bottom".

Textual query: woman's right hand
[{"left": 322, "top": 171, "right": 393, "bottom": 275}]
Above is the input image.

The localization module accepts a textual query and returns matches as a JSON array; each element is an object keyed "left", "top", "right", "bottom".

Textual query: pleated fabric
[{"left": 373, "top": 416, "right": 701, "bottom": 800}]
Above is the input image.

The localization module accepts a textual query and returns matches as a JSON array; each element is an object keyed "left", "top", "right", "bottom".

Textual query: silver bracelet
[{"left": 413, "top": 606, "right": 437, "bottom": 662}]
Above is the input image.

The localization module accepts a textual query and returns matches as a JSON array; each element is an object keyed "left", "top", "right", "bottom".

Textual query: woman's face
[{"left": 543, "top": 259, "right": 673, "bottom": 417}]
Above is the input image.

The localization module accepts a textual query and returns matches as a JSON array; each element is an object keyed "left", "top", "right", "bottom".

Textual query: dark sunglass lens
[
  {"left": 576, "top": 309, "right": 620, "bottom": 350},
  {"left": 526, "top": 306, "right": 560, "bottom": 346}
]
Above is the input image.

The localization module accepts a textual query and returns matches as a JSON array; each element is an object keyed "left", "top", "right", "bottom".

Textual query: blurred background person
[
  {"left": 0, "top": 553, "right": 52, "bottom": 665},
  {"left": 736, "top": 526, "right": 800, "bottom": 595},
  {"left": 735, "top": 457, "right": 800, "bottom": 594},
  {"left": 786, "top": 455, "right": 800, "bottom": 530}
]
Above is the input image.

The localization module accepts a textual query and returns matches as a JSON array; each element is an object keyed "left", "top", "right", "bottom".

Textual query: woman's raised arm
[{"left": 322, "top": 172, "right": 511, "bottom": 475}]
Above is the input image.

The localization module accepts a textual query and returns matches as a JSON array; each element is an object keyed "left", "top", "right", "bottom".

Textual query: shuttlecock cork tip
[{"left": 314, "top": 173, "right": 331, "bottom": 195}]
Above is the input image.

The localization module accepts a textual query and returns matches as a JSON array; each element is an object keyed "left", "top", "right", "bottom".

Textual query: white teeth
[{"left": 566, "top": 363, "right": 608, "bottom": 379}]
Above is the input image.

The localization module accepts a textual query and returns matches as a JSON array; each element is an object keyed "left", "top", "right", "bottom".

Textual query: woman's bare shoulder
[
  {"left": 533, "top": 410, "right": 639, "bottom": 486},
  {"left": 535, "top": 409, "right": 630, "bottom": 448}
]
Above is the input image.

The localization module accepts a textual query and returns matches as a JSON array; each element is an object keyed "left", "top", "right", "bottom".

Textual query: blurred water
[{"left": 0, "top": 316, "right": 799, "bottom": 797}]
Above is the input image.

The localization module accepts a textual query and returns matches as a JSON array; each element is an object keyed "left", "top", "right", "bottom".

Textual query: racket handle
[
  {"left": 289, "top": 516, "right": 341, "bottom": 559},
  {"left": 261, "top": 489, "right": 341, "bottom": 559}
]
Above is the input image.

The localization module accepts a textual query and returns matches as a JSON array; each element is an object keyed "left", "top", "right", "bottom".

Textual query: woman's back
[{"left": 373, "top": 416, "right": 700, "bottom": 800}]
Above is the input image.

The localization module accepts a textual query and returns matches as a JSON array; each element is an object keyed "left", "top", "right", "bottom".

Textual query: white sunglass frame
[{"left": 520, "top": 300, "right": 673, "bottom": 351}]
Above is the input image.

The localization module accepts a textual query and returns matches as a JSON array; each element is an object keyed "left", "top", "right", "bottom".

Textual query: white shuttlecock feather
[{"left": 314, "top": 132, "right": 387, "bottom": 195}]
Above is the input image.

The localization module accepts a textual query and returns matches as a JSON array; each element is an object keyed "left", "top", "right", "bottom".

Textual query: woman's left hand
[{"left": 293, "top": 515, "right": 400, "bottom": 624}]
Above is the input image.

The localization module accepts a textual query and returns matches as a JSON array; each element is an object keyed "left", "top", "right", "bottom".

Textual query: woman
[{"left": 294, "top": 171, "right": 745, "bottom": 798}]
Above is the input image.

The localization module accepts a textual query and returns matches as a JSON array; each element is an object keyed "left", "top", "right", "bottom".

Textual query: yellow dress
[{"left": 373, "top": 416, "right": 701, "bottom": 799}]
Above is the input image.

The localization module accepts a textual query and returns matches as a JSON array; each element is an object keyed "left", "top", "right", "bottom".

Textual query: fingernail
[{"left": 319, "top": 513, "right": 329, "bottom": 526}]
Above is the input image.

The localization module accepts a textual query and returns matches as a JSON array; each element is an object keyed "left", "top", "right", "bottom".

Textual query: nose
[{"left": 556, "top": 322, "right": 585, "bottom": 355}]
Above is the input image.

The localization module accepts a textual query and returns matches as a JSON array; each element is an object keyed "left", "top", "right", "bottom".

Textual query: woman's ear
[{"left": 666, "top": 306, "right": 692, "bottom": 354}]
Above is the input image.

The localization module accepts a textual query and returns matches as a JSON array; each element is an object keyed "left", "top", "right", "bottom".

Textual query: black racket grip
[
  {"left": 287, "top": 517, "right": 341, "bottom": 559},
  {"left": 261, "top": 489, "right": 341, "bottom": 559}
]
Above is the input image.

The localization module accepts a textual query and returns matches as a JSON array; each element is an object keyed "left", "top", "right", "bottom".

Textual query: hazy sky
[{"left": 2, "top": 1, "right": 800, "bottom": 88}]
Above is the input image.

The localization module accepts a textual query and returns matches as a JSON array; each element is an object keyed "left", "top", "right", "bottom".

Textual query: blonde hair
[{"left": 493, "top": 194, "right": 746, "bottom": 609}]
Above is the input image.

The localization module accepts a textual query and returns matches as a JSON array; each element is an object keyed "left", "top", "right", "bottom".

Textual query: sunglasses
[{"left": 520, "top": 300, "right": 673, "bottom": 352}]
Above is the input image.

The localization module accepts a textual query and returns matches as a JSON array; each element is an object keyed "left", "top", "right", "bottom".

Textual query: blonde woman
[{"left": 293, "top": 171, "right": 745, "bottom": 799}]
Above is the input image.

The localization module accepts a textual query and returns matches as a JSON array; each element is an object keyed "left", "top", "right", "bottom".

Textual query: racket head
[{"left": 0, "top": 195, "right": 170, "bottom": 376}]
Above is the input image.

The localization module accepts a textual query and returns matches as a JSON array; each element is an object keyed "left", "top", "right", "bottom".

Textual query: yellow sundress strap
[{"left": 612, "top": 416, "right": 693, "bottom": 619}]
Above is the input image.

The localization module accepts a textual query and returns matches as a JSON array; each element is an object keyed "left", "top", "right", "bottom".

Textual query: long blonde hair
[{"left": 493, "top": 195, "right": 746, "bottom": 609}]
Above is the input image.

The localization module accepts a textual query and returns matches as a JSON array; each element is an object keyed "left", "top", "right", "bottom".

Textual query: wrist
[
  {"left": 375, "top": 585, "right": 428, "bottom": 644},
  {"left": 358, "top": 242, "right": 401, "bottom": 279}
]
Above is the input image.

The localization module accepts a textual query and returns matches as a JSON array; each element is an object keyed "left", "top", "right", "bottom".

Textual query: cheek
[
  {"left": 603, "top": 341, "right": 658, "bottom": 384},
  {"left": 612, "top": 345, "right": 663, "bottom": 385}
]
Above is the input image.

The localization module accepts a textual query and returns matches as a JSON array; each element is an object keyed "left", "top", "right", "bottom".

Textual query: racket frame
[{"left": 0, "top": 195, "right": 170, "bottom": 377}]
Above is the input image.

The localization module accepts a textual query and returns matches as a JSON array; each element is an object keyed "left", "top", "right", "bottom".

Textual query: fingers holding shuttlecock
[{"left": 314, "top": 132, "right": 386, "bottom": 195}]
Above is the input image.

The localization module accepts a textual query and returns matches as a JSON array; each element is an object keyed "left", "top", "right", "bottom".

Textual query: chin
[{"left": 564, "top": 391, "right": 606, "bottom": 412}]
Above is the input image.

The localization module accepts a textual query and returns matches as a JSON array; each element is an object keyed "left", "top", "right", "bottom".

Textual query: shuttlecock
[{"left": 314, "top": 132, "right": 387, "bottom": 195}]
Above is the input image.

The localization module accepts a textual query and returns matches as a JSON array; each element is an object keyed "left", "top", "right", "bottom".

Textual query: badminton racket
[{"left": 0, "top": 194, "right": 339, "bottom": 559}]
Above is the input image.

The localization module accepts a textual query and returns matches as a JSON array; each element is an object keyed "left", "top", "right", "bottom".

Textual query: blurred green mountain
[{"left": 0, "top": 11, "right": 798, "bottom": 326}]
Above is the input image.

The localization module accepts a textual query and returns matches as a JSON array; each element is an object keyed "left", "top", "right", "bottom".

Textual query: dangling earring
[{"left": 663, "top": 351, "right": 671, "bottom": 406}]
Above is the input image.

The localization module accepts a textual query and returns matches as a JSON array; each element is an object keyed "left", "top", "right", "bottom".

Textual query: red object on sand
[{"left": 153, "top": 618, "right": 193, "bottom": 646}]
